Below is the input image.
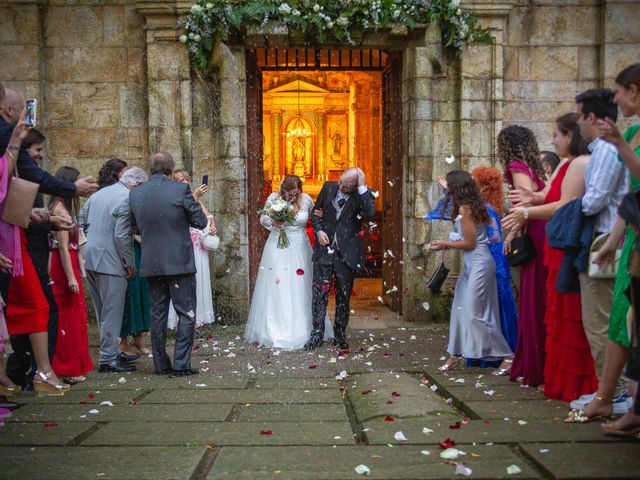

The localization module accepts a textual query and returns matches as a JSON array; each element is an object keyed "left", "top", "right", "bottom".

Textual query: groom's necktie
[{"left": 337, "top": 198, "right": 346, "bottom": 208}]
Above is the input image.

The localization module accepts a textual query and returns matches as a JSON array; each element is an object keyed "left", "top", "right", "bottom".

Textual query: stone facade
[{"left": 1, "top": 0, "right": 639, "bottom": 323}]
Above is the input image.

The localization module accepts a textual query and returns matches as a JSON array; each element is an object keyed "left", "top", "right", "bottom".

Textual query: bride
[{"left": 245, "top": 175, "right": 333, "bottom": 349}]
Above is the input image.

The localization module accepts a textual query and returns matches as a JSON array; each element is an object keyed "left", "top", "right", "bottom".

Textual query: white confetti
[
  {"left": 430, "top": 385, "right": 438, "bottom": 392},
  {"left": 226, "top": 352, "right": 236, "bottom": 358},
  {"left": 88, "top": 409, "right": 99, "bottom": 415},
  {"left": 118, "top": 377, "right": 127, "bottom": 384},
  {"left": 195, "top": 383, "right": 207, "bottom": 387},
  {"left": 455, "top": 464, "right": 473, "bottom": 477},
  {"left": 455, "top": 378, "right": 465, "bottom": 383},
  {"left": 506, "top": 465, "right": 522, "bottom": 475},
  {"left": 422, "top": 427, "right": 434, "bottom": 435},
  {"left": 354, "top": 464, "right": 371, "bottom": 476},
  {"left": 99, "top": 401, "right": 113, "bottom": 407},
  {"left": 517, "top": 420, "right": 527, "bottom": 425},
  {"left": 445, "top": 155, "right": 456, "bottom": 164},
  {"left": 394, "top": 431, "right": 408, "bottom": 442},
  {"left": 440, "top": 448, "right": 466, "bottom": 460},
  {"left": 539, "top": 449, "right": 549, "bottom": 453},
  {"left": 328, "top": 357, "right": 337, "bottom": 364},
  {"left": 483, "top": 390, "right": 495, "bottom": 396},
  {"left": 422, "top": 302, "right": 430, "bottom": 311},
  {"left": 377, "top": 296, "right": 384, "bottom": 303},
  {"left": 420, "top": 450, "right": 431, "bottom": 456},
  {"left": 371, "top": 190, "right": 380, "bottom": 198}
]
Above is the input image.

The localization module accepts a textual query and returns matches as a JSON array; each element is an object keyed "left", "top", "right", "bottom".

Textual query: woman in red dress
[
  {"left": 49, "top": 167, "right": 93, "bottom": 384},
  {"left": 504, "top": 113, "right": 598, "bottom": 402}
]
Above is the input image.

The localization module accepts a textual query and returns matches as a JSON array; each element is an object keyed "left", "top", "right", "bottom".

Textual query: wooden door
[
  {"left": 246, "top": 49, "right": 267, "bottom": 295},
  {"left": 381, "top": 53, "right": 403, "bottom": 313}
]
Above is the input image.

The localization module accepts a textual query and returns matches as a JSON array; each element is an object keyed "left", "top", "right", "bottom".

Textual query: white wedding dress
[{"left": 245, "top": 192, "right": 333, "bottom": 349}]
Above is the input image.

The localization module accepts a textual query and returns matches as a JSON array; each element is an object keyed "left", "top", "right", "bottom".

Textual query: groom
[{"left": 305, "top": 167, "right": 375, "bottom": 350}]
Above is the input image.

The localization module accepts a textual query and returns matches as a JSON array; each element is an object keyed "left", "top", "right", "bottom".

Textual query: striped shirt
[{"left": 582, "top": 137, "right": 629, "bottom": 233}]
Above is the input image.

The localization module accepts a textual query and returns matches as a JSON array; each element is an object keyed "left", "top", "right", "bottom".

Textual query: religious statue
[
  {"left": 292, "top": 136, "right": 306, "bottom": 177},
  {"left": 330, "top": 130, "right": 343, "bottom": 155}
]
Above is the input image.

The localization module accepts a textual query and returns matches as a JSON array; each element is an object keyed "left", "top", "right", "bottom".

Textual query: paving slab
[
  {"left": 237, "top": 403, "right": 348, "bottom": 422},
  {"left": 82, "top": 421, "right": 355, "bottom": 446},
  {"left": 254, "top": 377, "right": 337, "bottom": 389},
  {"left": 143, "top": 388, "right": 342, "bottom": 404},
  {"left": 464, "top": 399, "right": 569, "bottom": 420},
  {"left": 0, "top": 422, "right": 93, "bottom": 446},
  {"left": 361, "top": 417, "right": 619, "bottom": 445},
  {"left": 0, "top": 446, "right": 205, "bottom": 479},
  {"left": 17, "top": 389, "right": 145, "bottom": 405},
  {"left": 442, "top": 384, "right": 547, "bottom": 401},
  {"left": 348, "top": 372, "right": 458, "bottom": 423},
  {"left": 71, "top": 373, "right": 249, "bottom": 390},
  {"left": 520, "top": 442, "right": 640, "bottom": 479},
  {"left": 9, "top": 403, "right": 232, "bottom": 423},
  {"left": 208, "top": 445, "right": 540, "bottom": 479}
]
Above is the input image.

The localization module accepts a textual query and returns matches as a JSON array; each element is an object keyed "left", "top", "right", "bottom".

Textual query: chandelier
[{"left": 285, "top": 75, "right": 314, "bottom": 139}]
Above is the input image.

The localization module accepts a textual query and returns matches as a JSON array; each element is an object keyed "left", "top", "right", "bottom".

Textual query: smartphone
[
  {"left": 25, "top": 99, "right": 37, "bottom": 127},
  {"left": 202, "top": 175, "right": 209, "bottom": 185}
]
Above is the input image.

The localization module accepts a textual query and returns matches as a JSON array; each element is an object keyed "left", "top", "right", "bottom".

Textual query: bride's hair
[{"left": 280, "top": 175, "right": 302, "bottom": 197}]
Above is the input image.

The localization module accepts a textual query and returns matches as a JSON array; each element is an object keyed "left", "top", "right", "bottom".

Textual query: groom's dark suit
[{"left": 308, "top": 181, "right": 375, "bottom": 347}]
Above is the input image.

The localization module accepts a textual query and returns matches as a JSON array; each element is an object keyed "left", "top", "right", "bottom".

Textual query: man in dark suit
[
  {"left": 129, "top": 152, "right": 207, "bottom": 376},
  {"left": 305, "top": 167, "right": 375, "bottom": 350}
]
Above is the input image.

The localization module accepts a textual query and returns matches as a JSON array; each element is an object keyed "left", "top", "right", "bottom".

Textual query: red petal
[
  {"left": 449, "top": 421, "right": 462, "bottom": 429},
  {"left": 206, "top": 334, "right": 213, "bottom": 340},
  {"left": 44, "top": 422, "right": 59, "bottom": 428},
  {"left": 296, "top": 268, "right": 305, "bottom": 275},
  {"left": 361, "top": 389, "right": 372, "bottom": 395},
  {"left": 322, "top": 283, "right": 331, "bottom": 292},
  {"left": 384, "top": 416, "right": 394, "bottom": 422},
  {"left": 260, "top": 430, "right": 273, "bottom": 435},
  {"left": 439, "top": 438, "right": 456, "bottom": 449},
  {"left": 79, "top": 400, "right": 87, "bottom": 405},
  {"left": 484, "top": 419, "right": 492, "bottom": 424},
  {"left": 357, "top": 230, "right": 365, "bottom": 238},
  {"left": 308, "top": 364, "right": 318, "bottom": 369},
  {"left": 87, "top": 393, "right": 95, "bottom": 399},
  {"left": 373, "top": 316, "right": 379, "bottom": 320},
  {"left": 391, "top": 391, "right": 401, "bottom": 397},
  {"left": 383, "top": 352, "right": 391, "bottom": 357},
  {"left": 386, "top": 400, "right": 394, "bottom": 405}
]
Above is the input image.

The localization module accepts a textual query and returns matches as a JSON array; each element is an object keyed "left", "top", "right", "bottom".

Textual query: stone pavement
[{"left": 1, "top": 324, "right": 639, "bottom": 479}]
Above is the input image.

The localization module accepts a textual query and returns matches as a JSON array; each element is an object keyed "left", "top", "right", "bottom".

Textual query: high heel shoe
[
  {"left": 491, "top": 358, "right": 513, "bottom": 376},
  {"left": 33, "top": 370, "right": 70, "bottom": 396},
  {"left": 0, "top": 374, "right": 21, "bottom": 396},
  {"left": 438, "top": 357, "right": 461, "bottom": 371}
]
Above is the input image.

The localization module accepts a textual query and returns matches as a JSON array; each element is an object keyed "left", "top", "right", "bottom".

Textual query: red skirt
[
  {"left": 5, "top": 230, "right": 49, "bottom": 335},
  {"left": 543, "top": 242, "right": 598, "bottom": 402},
  {"left": 50, "top": 249, "right": 94, "bottom": 376}
]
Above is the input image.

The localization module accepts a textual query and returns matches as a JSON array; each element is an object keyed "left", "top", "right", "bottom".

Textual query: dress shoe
[
  {"left": 171, "top": 368, "right": 199, "bottom": 377},
  {"left": 154, "top": 368, "right": 173, "bottom": 376},
  {"left": 333, "top": 339, "right": 349, "bottom": 350},
  {"left": 99, "top": 360, "right": 137, "bottom": 373},
  {"left": 118, "top": 352, "right": 140, "bottom": 363}
]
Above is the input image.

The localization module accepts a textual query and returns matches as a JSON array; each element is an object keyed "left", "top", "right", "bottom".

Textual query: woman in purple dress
[{"left": 497, "top": 126, "right": 548, "bottom": 386}]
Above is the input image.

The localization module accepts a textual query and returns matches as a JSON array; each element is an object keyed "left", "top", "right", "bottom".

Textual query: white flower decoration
[{"left": 179, "top": 34, "right": 188, "bottom": 43}]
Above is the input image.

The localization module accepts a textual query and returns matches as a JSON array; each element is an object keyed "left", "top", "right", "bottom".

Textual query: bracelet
[
  {"left": 7, "top": 144, "right": 20, "bottom": 150},
  {"left": 523, "top": 207, "right": 529, "bottom": 221}
]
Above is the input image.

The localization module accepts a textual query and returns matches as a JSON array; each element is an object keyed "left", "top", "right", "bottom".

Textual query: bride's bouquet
[{"left": 262, "top": 196, "right": 297, "bottom": 249}]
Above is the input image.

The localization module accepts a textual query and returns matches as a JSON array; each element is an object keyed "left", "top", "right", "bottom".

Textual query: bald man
[{"left": 305, "top": 167, "right": 375, "bottom": 350}]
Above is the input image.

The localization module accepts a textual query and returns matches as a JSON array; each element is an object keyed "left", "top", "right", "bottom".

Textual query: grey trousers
[
  {"left": 147, "top": 274, "right": 197, "bottom": 373},
  {"left": 86, "top": 270, "right": 128, "bottom": 364}
]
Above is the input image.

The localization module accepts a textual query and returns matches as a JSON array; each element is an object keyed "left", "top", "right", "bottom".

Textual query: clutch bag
[
  {"left": 505, "top": 233, "right": 537, "bottom": 267},
  {"left": 588, "top": 234, "right": 621, "bottom": 279}
]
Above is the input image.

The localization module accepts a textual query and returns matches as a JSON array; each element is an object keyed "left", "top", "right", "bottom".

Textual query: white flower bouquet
[{"left": 262, "top": 197, "right": 297, "bottom": 249}]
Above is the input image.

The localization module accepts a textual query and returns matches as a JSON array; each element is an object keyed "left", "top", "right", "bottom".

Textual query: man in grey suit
[
  {"left": 84, "top": 167, "right": 149, "bottom": 372},
  {"left": 129, "top": 152, "right": 207, "bottom": 376}
]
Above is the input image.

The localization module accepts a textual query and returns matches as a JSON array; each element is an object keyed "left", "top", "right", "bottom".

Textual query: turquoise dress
[{"left": 120, "top": 241, "right": 151, "bottom": 336}]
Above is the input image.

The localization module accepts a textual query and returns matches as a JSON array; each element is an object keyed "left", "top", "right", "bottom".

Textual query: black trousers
[
  {"left": 311, "top": 254, "right": 355, "bottom": 342},
  {"left": 627, "top": 276, "right": 640, "bottom": 415},
  {"left": 4, "top": 273, "right": 58, "bottom": 388}
]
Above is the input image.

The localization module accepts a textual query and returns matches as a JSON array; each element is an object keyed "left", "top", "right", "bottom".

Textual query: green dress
[
  {"left": 609, "top": 124, "right": 640, "bottom": 348},
  {"left": 120, "top": 241, "right": 151, "bottom": 337}
]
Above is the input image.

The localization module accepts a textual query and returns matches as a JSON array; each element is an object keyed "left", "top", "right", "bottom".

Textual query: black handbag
[
  {"left": 427, "top": 251, "right": 449, "bottom": 293},
  {"left": 506, "top": 233, "right": 537, "bottom": 267}
]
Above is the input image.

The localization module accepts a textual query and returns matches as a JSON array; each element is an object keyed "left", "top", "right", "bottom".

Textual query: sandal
[
  {"left": 491, "top": 358, "right": 513, "bottom": 376},
  {"left": 0, "top": 374, "right": 21, "bottom": 396},
  {"left": 438, "top": 356, "right": 461, "bottom": 371},
  {"left": 63, "top": 376, "right": 87, "bottom": 385},
  {"left": 33, "top": 370, "right": 70, "bottom": 396}
]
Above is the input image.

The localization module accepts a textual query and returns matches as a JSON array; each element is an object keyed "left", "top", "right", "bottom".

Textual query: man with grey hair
[
  {"left": 129, "top": 152, "right": 207, "bottom": 376},
  {"left": 84, "top": 166, "right": 148, "bottom": 372}
]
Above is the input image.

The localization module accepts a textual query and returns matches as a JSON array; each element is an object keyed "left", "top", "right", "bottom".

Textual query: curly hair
[
  {"left": 471, "top": 166, "right": 504, "bottom": 215},
  {"left": 497, "top": 125, "right": 545, "bottom": 179},
  {"left": 446, "top": 170, "right": 490, "bottom": 225},
  {"left": 97, "top": 158, "right": 128, "bottom": 190}
]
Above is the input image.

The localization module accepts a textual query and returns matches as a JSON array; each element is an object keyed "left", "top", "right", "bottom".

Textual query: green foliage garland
[{"left": 179, "top": 0, "right": 493, "bottom": 74}]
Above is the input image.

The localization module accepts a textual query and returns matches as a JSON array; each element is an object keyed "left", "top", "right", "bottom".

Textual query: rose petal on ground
[
  {"left": 422, "top": 427, "right": 434, "bottom": 435},
  {"left": 440, "top": 448, "right": 465, "bottom": 459},
  {"left": 361, "top": 389, "right": 372, "bottom": 395},
  {"left": 386, "top": 400, "right": 394, "bottom": 405},
  {"left": 87, "top": 393, "right": 96, "bottom": 399},
  {"left": 118, "top": 377, "right": 127, "bottom": 384},
  {"left": 394, "top": 431, "right": 408, "bottom": 442},
  {"left": 308, "top": 365, "right": 318, "bottom": 369},
  {"left": 354, "top": 464, "right": 371, "bottom": 476},
  {"left": 439, "top": 438, "right": 455, "bottom": 449},
  {"left": 455, "top": 464, "right": 473, "bottom": 477},
  {"left": 506, "top": 465, "right": 522, "bottom": 475},
  {"left": 420, "top": 450, "right": 431, "bottom": 456},
  {"left": 384, "top": 416, "right": 394, "bottom": 422},
  {"left": 449, "top": 421, "right": 462, "bottom": 429},
  {"left": 88, "top": 409, "right": 99, "bottom": 414},
  {"left": 44, "top": 422, "right": 59, "bottom": 428},
  {"left": 260, "top": 430, "right": 273, "bottom": 435},
  {"left": 99, "top": 401, "right": 114, "bottom": 407},
  {"left": 391, "top": 391, "right": 401, "bottom": 397}
]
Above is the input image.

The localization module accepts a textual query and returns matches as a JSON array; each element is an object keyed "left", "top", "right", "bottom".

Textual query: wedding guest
[
  {"left": 78, "top": 158, "right": 128, "bottom": 230},
  {"left": 471, "top": 166, "right": 518, "bottom": 352},
  {"left": 570, "top": 88, "right": 629, "bottom": 415},
  {"left": 504, "top": 113, "right": 597, "bottom": 403},
  {"left": 0, "top": 109, "right": 70, "bottom": 395},
  {"left": 496, "top": 125, "right": 548, "bottom": 387},
  {"left": 540, "top": 151, "right": 561, "bottom": 183},
  {"left": 430, "top": 170, "right": 513, "bottom": 374},
  {"left": 49, "top": 167, "right": 93, "bottom": 384},
  {"left": 167, "top": 169, "right": 216, "bottom": 330},
  {"left": 581, "top": 63, "right": 640, "bottom": 423},
  {"left": 0, "top": 276, "right": 19, "bottom": 396}
]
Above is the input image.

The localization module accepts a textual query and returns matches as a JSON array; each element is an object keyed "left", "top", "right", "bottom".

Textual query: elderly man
[
  {"left": 129, "top": 152, "right": 207, "bottom": 376},
  {"left": 85, "top": 167, "right": 148, "bottom": 373}
]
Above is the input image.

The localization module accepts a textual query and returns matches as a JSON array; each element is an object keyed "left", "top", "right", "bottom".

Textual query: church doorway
[{"left": 247, "top": 48, "right": 403, "bottom": 318}]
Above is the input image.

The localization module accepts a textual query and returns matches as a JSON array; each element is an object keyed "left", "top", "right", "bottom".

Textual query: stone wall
[{"left": 1, "top": 0, "right": 639, "bottom": 323}]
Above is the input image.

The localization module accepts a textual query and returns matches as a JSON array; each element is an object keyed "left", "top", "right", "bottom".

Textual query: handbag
[
  {"left": 505, "top": 233, "right": 537, "bottom": 267},
  {"left": 427, "top": 250, "right": 449, "bottom": 293},
  {"left": 202, "top": 232, "right": 220, "bottom": 251},
  {"left": 588, "top": 233, "right": 621, "bottom": 279},
  {"left": 1, "top": 151, "right": 39, "bottom": 228}
]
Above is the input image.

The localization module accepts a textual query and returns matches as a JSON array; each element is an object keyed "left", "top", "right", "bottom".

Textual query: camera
[{"left": 25, "top": 99, "right": 37, "bottom": 128}]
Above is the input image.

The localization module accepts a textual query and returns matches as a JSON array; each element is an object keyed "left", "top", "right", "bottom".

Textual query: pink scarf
[{"left": 0, "top": 152, "right": 23, "bottom": 276}]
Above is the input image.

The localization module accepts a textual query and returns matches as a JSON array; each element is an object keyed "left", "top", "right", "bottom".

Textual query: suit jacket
[
  {"left": 84, "top": 181, "right": 134, "bottom": 276},
  {"left": 129, "top": 174, "right": 207, "bottom": 277},
  {"left": 312, "top": 181, "right": 375, "bottom": 270},
  {"left": 0, "top": 117, "right": 76, "bottom": 197}
]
